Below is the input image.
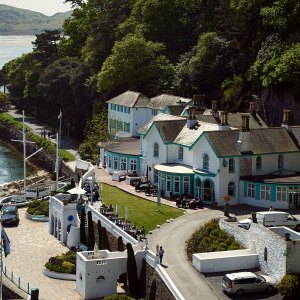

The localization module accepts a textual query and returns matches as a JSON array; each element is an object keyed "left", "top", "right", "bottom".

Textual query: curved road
[{"left": 147, "top": 208, "right": 222, "bottom": 300}]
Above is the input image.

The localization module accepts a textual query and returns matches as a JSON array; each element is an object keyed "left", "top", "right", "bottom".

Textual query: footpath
[{"left": 6, "top": 107, "right": 79, "bottom": 171}]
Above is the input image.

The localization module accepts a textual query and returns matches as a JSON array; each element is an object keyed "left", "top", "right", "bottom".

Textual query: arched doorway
[
  {"left": 203, "top": 179, "right": 214, "bottom": 204},
  {"left": 50, "top": 215, "right": 54, "bottom": 235}
]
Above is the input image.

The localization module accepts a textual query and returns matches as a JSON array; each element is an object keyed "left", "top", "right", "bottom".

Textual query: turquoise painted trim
[
  {"left": 244, "top": 181, "right": 247, "bottom": 198},
  {"left": 255, "top": 183, "right": 260, "bottom": 200},
  {"left": 105, "top": 150, "right": 141, "bottom": 171},
  {"left": 166, "top": 144, "right": 169, "bottom": 162},
  {"left": 188, "top": 132, "right": 205, "bottom": 150},
  {"left": 219, "top": 151, "right": 300, "bottom": 158},
  {"left": 271, "top": 185, "right": 276, "bottom": 202}
]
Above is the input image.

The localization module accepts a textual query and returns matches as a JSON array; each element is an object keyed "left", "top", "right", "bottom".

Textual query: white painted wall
[
  {"left": 132, "top": 107, "right": 152, "bottom": 136},
  {"left": 193, "top": 248, "right": 258, "bottom": 273}
]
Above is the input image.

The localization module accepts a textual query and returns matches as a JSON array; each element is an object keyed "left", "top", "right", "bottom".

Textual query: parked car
[
  {"left": 239, "top": 211, "right": 300, "bottom": 231},
  {"left": 222, "top": 272, "right": 276, "bottom": 296},
  {"left": 0, "top": 206, "right": 19, "bottom": 225}
]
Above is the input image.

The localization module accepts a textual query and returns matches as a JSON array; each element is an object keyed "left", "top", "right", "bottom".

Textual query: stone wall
[
  {"left": 220, "top": 220, "right": 287, "bottom": 281},
  {"left": 0, "top": 121, "right": 74, "bottom": 178},
  {"left": 140, "top": 260, "right": 176, "bottom": 300}
]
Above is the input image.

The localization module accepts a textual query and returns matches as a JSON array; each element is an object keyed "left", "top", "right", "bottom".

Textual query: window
[
  {"left": 152, "top": 109, "right": 158, "bottom": 115},
  {"left": 256, "top": 156, "right": 262, "bottom": 171},
  {"left": 120, "top": 158, "right": 127, "bottom": 170},
  {"left": 203, "top": 153, "right": 209, "bottom": 170},
  {"left": 174, "top": 176, "right": 180, "bottom": 193},
  {"left": 228, "top": 182, "right": 235, "bottom": 196},
  {"left": 120, "top": 105, "right": 123, "bottom": 112},
  {"left": 153, "top": 143, "right": 159, "bottom": 157},
  {"left": 114, "top": 156, "right": 118, "bottom": 170},
  {"left": 130, "top": 159, "right": 137, "bottom": 171},
  {"left": 229, "top": 158, "right": 235, "bottom": 173},
  {"left": 178, "top": 146, "right": 183, "bottom": 161},
  {"left": 247, "top": 183, "right": 255, "bottom": 198},
  {"left": 166, "top": 175, "right": 171, "bottom": 192},
  {"left": 108, "top": 155, "right": 112, "bottom": 168},
  {"left": 261, "top": 185, "right": 270, "bottom": 200},
  {"left": 183, "top": 177, "right": 189, "bottom": 194},
  {"left": 277, "top": 186, "right": 287, "bottom": 201},
  {"left": 278, "top": 154, "right": 284, "bottom": 169},
  {"left": 117, "top": 120, "right": 123, "bottom": 130},
  {"left": 124, "top": 122, "right": 130, "bottom": 132},
  {"left": 154, "top": 169, "right": 159, "bottom": 184},
  {"left": 160, "top": 173, "right": 165, "bottom": 190},
  {"left": 128, "top": 107, "right": 131, "bottom": 114}
]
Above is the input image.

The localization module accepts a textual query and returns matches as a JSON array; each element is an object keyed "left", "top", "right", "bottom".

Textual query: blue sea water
[
  {"left": 0, "top": 35, "right": 35, "bottom": 184},
  {"left": 0, "top": 35, "right": 34, "bottom": 68}
]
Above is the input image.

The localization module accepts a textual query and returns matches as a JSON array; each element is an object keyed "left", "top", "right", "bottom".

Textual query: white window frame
[
  {"left": 160, "top": 173, "right": 165, "bottom": 191},
  {"left": 183, "top": 176, "right": 189, "bottom": 194},
  {"left": 153, "top": 143, "right": 159, "bottom": 158},
  {"left": 154, "top": 169, "right": 159, "bottom": 184},
  {"left": 261, "top": 185, "right": 270, "bottom": 200},
  {"left": 108, "top": 155, "right": 112, "bottom": 168},
  {"left": 203, "top": 153, "right": 209, "bottom": 170},
  {"left": 120, "top": 157, "right": 127, "bottom": 171},
  {"left": 247, "top": 183, "right": 255, "bottom": 198},
  {"left": 277, "top": 186, "right": 287, "bottom": 201},
  {"left": 174, "top": 176, "right": 180, "bottom": 193},
  {"left": 130, "top": 158, "right": 137, "bottom": 171},
  {"left": 113, "top": 156, "right": 118, "bottom": 170},
  {"left": 166, "top": 175, "right": 171, "bottom": 192},
  {"left": 229, "top": 158, "right": 235, "bottom": 173},
  {"left": 178, "top": 146, "right": 183, "bottom": 161}
]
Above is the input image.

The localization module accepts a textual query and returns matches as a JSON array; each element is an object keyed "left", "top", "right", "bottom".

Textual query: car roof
[
  {"left": 2, "top": 205, "right": 17, "bottom": 211},
  {"left": 257, "top": 211, "right": 288, "bottom": 215},
  {"left": 225, "top": 272, "right": 256, "bottom": 280}
]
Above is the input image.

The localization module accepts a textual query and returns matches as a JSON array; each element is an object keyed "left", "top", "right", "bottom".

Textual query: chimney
[
  {"left": 249, "top": 101, "right": 256, "bottom": 115},
  {"left": 282, "top": 109, "right": 291, "bottom": 130},
  {"left": 211, "top": 100, "right": 218, "bottom": 113},
  {"left": 187, "top": 106, "right": 198, "bottom": 128},
  {"left": 218, "top": 111, "right": 230, "bottom": 131},
  {"left": 193, "top": 94, "right": 206, "bottom": 108},
  {"left": 237, "top": 113, "right": 251, "bottom": 153}
]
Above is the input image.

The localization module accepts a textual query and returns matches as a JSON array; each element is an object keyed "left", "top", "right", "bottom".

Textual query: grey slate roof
[
  {"left": 155, "top": 120, "right": 186, "bottom": 143},
  {"left": 165, "top": 105, "right": 185, "bottom": 116},
  {"left": 106, "top": 90, "right": 150, "bottom": 108},
  {"left": 104, "top": 137, "right": 141, "bottom": 156},
  {"left": 147, "top": 94, "right": 190, "bottom": 110},
  {"left": 138, "top": 114, "right": 185, "bottom": 135},
  {"left": 195, "top": 112, "right": 267, "bottom": 129},
  {"left": 205, "top": 128, "right": 299, "bottom": 157}
]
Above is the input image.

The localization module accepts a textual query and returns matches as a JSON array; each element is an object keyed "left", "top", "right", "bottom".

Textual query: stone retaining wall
[
  {"left": 140, "top": 260, "right": 176, "bottom": 300},
  {"left": 0, "top": 121, "right": 74, "bottom": 178},
  {"left": 220, "top": 220, "right": 287, "bottom": 281}
]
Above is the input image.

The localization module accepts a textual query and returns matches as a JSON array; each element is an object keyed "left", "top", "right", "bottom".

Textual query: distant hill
[{"left": 0, "top": 5, "right": 72, "bottom": 35}]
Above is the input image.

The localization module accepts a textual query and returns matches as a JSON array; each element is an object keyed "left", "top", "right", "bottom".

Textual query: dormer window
[
  {"left": 152, "top": 109, "right": 158, "bottom": 115},
  {"left": 154, "top": 143, "right": 159, "bottom": 157},
  {"left": 256, "top": 156, "right": 262, "bottom": 171},
  {"left": 203, "top": 153, "right": 209, "bottom": 170},
  {"left": 278, "top": 154, "right": 284, "bottom": 169}
]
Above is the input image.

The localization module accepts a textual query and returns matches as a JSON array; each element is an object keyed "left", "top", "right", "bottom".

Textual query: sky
[{"left": 0, "top": 0, "right": 73, "bottom": 16}]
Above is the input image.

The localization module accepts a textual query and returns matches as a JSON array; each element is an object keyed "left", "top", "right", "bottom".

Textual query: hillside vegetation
[
  {"left": 0, "top": 0, "right": 299, "bottom": 150},
  {"left": 0, "top": 5, "right": 72, "bottom": 35}
]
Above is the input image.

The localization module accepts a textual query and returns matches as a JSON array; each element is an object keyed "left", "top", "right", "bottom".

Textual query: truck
[{"left": 256, "top": 211, "right": 300, "bottom": 231}]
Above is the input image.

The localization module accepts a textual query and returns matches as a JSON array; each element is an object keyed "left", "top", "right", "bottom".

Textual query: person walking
[
  {"left": 159, "top": 246, "right": 165, "bottom": 264},
  {"left": 269, "top": 205, "right": 274, "bottom": 211}
]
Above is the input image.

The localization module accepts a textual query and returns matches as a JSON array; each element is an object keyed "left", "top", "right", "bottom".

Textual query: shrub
[
  {"left": 27, "top": 200, "right": 49, "bottom": 216},
  {"left": 45, "top": 251, "right": 76, "bottom": 274},
  {"left": 186, "top": 219, "right": 242, "bottom": 260},
  {"left": 104, "top": 295, "right": 135, "bottom": 300},
  {"left": 278, "top": 274, "right": 300, "bottom": 299}
]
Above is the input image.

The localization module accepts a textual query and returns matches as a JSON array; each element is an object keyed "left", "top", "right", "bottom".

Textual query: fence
[{"left": 1, "top": 260, "right": 33, "bottom": 295}]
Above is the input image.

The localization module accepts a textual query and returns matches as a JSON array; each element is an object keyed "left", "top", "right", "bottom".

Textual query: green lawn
[{"left": 101, "top": 183, "right": 183, "bottom": 234}]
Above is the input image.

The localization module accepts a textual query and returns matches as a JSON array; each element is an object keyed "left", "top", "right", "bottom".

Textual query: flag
[{"left": 1, "top": 227, "right": 10, "bottom": 257}]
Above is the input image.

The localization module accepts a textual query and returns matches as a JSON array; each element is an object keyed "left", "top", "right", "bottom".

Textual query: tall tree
[
  {"left": 87, "top": 211, "right": 95, "bottom": 250},
  {"left": 80, "top": 208, "right": 87, "bottom": 246}
]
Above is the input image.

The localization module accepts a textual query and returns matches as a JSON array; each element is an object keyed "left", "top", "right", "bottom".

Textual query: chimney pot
[{"left": 211, "top": 100, "right": 218, "bottom": 113}]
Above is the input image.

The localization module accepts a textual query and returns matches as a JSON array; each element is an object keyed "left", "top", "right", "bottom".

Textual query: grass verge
[{"left": 101, "top": 183, "right": 183, "bottom": 234}]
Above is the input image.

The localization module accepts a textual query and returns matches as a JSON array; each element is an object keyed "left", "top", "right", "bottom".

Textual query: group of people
[{"left": 40, "top": 129, "right": 56, "bottom": 139}]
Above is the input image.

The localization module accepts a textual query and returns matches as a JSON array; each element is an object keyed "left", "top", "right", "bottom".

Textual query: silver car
[{"left": 222, "top": 272, "right": 276, "bottom": 296}]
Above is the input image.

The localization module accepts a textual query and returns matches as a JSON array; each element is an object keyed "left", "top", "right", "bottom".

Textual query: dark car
[{"left": 1, "top": 206, "right": 19, "bottom": 225}]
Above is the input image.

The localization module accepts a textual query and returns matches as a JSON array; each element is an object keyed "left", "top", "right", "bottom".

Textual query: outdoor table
[{"left": 100, "top": 207, "right": 109, "bottom": 213}]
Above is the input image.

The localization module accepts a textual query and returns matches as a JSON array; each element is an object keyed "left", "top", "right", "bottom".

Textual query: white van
[{"left": 256, "top": 211, "right": 300, "bottom": 231}]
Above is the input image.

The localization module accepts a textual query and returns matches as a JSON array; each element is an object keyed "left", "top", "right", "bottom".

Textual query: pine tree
[
  {"left": 87, "top": 211, "right": 95, "bottom": 250},
  {"left": 101, "top": 227, "right": 111, "bottom": 251},
  {"left": 117, "top": 236, "right": 127, "bottom": 286},
  {"left": 97, "top": 220, "right": 102, "bottom": 249},
  {"left": 126, "top": 243, "right": 141, "bottom": 298}
]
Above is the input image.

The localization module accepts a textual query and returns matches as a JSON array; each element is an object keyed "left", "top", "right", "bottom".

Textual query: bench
[{"left": 32, "top": 215, "right": 47, "bottom": 222}]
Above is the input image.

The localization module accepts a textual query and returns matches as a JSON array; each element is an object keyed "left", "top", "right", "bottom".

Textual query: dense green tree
[
  {"left": 0, "top": 92, "right": 9, "bottom": 110},
  {"left": 87, "top": 211, "right": 95, "bottom": 250},
  {"left": 97, "top": 33, "right": 174, "bottom": 96},
  {"left": 126, "top": 243, "right": 141, "bottom": 298}
]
